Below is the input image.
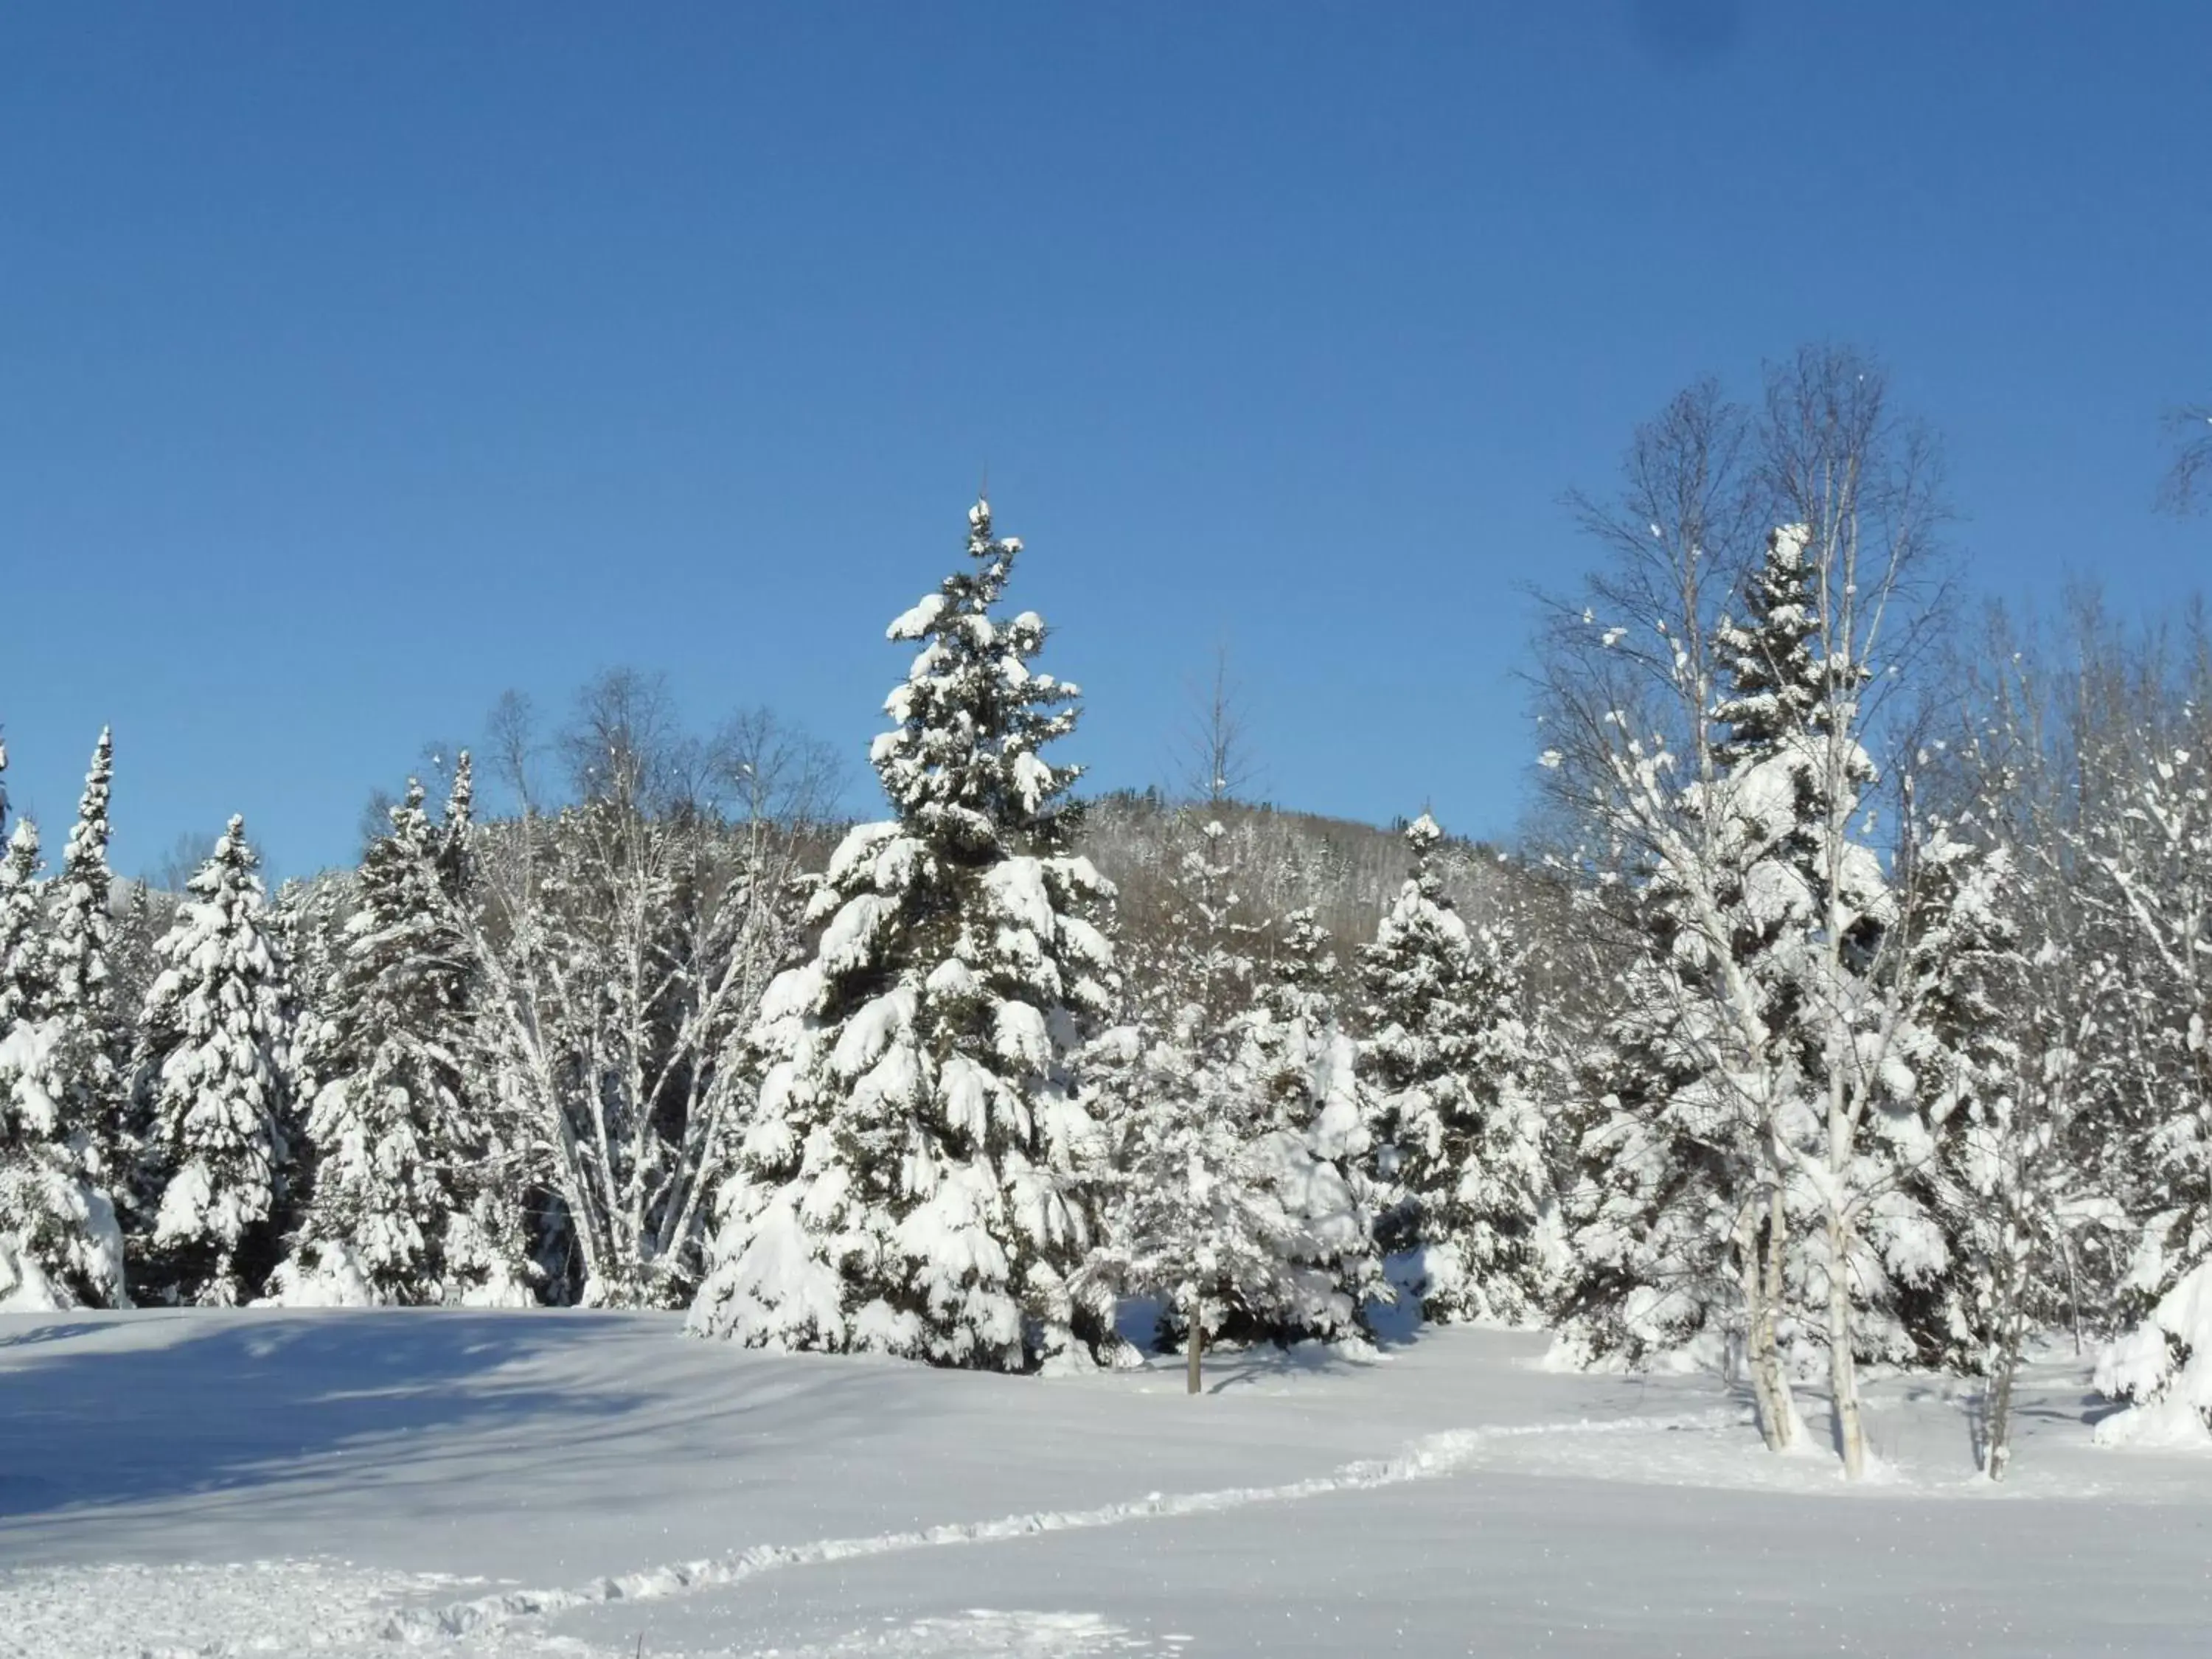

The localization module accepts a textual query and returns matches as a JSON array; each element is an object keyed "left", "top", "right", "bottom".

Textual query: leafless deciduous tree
[
  {"left": 1540, "top": 347, "right": 1957, "bottom": 1478},
  {"left": 1538, "top": 376, "right": 1814, "bottom": 1451},
  {"left": 458, "top": 671, "right": 841, "bottom": 1306},
  {"left": 1178, "top": 644, "right": 1262, "bottom": 807}
]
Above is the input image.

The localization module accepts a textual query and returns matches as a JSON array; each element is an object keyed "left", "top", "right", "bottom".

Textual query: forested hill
[{"left": 1070, "top": 788, "right": 1525, "bottom": 971}]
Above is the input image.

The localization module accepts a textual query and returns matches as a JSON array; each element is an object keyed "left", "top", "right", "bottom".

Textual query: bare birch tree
[
  {"left": 460, "top": 672, "right": 840, "bottom": 1305},
  {"left": 1544, "top": 351, "right": 1955, "bottom": 1478},
  {"left": 1537, "top": 379, "right": 1814, "bottom": 1450},
  {"left": 1747, "top": 346, "right": 1950, "bottom": 1478}
]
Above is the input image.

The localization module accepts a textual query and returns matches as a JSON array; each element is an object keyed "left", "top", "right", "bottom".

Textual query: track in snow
[{"left": 365, "top": 1411, "right": 1737, "bottom": 1649}]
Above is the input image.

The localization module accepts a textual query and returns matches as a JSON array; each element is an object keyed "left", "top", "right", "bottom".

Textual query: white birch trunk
[{"left": 1826, "top": 1203, "right": 1866, "bottom": 1479}]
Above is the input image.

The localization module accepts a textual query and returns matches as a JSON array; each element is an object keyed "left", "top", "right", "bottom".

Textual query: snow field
[{"left": 3, "top": 1311, "right": 2209, "bottom": 1658}]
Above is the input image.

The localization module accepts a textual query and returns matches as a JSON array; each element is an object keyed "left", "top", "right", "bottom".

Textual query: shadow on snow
[{"left": 0, "top": 1310, "right": 642, "bottom": 1528}]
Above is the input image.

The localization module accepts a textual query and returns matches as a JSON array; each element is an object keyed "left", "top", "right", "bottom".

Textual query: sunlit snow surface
[{"left": 2, "top": 1312, "right": 2208, "bottom": 1657}]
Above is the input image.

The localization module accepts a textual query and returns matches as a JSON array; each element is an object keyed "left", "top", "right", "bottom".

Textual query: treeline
[{"left": 4, "top": 345, "right": 2210, "bottom": 1485}]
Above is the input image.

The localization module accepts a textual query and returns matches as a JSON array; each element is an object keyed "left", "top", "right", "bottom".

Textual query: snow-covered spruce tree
[
  {"left": 1358, "top": 813, "right": 1548, "bottom": 1324},
  {"left": 420, "top": 757, "right": 535, "bottom": 1303},
  {"left": 1705, "top": 521, "right": 1866, "bottom": 1414},
  {"left": 0, "top": 1014, "right": 130, "bottom": 1310},
  {"left": 0, "top": 733, "right": 132, "bottom": 1310},
  {"left": 688, "top": 498, "right": 1117, "bottom": 1369},
  {"left": 1551, "top": 531, "right": 1834, "bottom": 1442},
  {"left": 1238, "top": 908, "right": 1388, "bottom": 1337},
  {"left": 0, "top": 819, "right": 49, "bottom": 1032},
  {"left": 109, "top": 881, "right": 162, "bottom": 1049},
  {"left": 2076, "top": 719, "right": 2212, "bottom": 1447},
  {"left": 46, "top": 730, "right": 128, "bottom": 1180},
  {"left": 274, "top": 767, "right": 529, "bottom": 1306},
  {"left": 1082, "top": 815, "right": 1306, "bottom": 1388},
  {"left": 0, "top": 807, "right": 71, "bottom": 1307},
  {"left": 132, "top": 816, "right": 298, "bottom": 1306},
  {"left": 1708, "top": 518, "right": 1948, "bottom": 1474},
  {"left": 1538, "top": 402, "right": 1813, "bottom": 1446},
  {"left": 1894, "top": 819, "right": 2098, "bottom": 1478}
]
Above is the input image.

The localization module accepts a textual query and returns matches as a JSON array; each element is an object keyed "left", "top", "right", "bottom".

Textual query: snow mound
[
  {"left": 2095, "top": 1260, "right": 2212, "bottom": 1449},
  {"left": 0, "top": 1558, "right": 467, "bottom": 1659},
  {"left": 0, "top": 1236, "right": 63, "bottom": 1312},
  {"left": 260, "top": 1242, "right": 380, "bottom": 1308}
]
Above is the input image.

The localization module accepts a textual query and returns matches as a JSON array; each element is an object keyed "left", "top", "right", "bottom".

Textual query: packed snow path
[{"left": 2, "top": 1312, "right": 2208, "bottom": 1657}]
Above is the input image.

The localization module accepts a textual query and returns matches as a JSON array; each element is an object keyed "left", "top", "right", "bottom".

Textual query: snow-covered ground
[{"left": 2, "top": 1312, "right": 2206, "bottom": 1658}]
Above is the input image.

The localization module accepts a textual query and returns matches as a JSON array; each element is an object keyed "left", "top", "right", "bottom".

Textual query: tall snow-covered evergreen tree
[
  {"left": 1358, "top": 814, "right": 1548, "bottom": 1324},
  {"left": 1565, "top": 529, "right": 1851, "bottom": 1381},
  {"left": 421, "top": 756, "right": 533, "bottom": 1302},
  {"left": 1568, "top": 519, "right": 1947, "bottom": 1475},
  {"left": 276, "top": 767, "right": 528, "bottom": 1306},
  {"left": 1726, "top": 527, "right": 1945, "bottom": 1470},
  {"left": 0, "top": 819, "right": 49, "bottom": 1032},
  {"left": 688, "top": 498, "right": 1117, "bottom": 1369},
  {"left": 110, "top": 881, "right": 161, "bottom": 1046},
  {"left": 45, "top": 730, "right": 126, "bottom": 1177},
  {"left": 133, "top": 816, "right": 297, "bottom": 1306},
  {"left": 0, "top": 733, "right": 131, "bottom": 1309},
  {"left": 1891, "top": 825, "right": 2096, "bottom": 1477}
]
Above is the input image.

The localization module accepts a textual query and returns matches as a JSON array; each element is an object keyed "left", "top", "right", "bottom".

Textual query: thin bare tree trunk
[
  {"left": 1737, "top": 1208, "right": 1784, "bottom": 1450},
  {"left": 1983, "top": 1335, "right": 2020, "bottom": 1481},
  {"left": 1827, "top": 1206, "right": 1866, "bottom": 1478},
  {"left": 1186, "top": 1298, "right": 1203, "bottom": 1396},
  {"left": 1753, "top": 1187, "right": 1801, "bottom": 1450},
  {"left": 1767, "top": 1189, "right": 1802, "bottom": 1449},
  {"left": 1982, "top": 1245, "right": 2030, "bottom": 1480}
]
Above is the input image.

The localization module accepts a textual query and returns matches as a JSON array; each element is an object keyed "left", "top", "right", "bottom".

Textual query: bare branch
[
  {"left": 1178, "top": 644, "right": 1261, "bottom": 807},
  {"left": 2159, "top": 403, "right": 2212, "bottom": 515}
]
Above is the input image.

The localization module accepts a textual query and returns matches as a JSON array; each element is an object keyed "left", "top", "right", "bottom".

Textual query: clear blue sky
[{"left": 3, "top": 3, "right": 2206, "bottom": 881}]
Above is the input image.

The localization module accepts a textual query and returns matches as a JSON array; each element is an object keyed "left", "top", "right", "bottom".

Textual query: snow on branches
[{"left": 689, "top": 498, "right": 1117, "bottom": 1370}]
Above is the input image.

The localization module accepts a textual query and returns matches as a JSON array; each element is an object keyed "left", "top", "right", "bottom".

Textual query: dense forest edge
[{"left": 7, "top": 343, "right": 2212, "bottom": 1488}]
